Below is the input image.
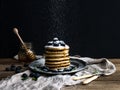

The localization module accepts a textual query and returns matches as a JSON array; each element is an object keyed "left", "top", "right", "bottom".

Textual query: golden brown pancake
[
  {"left": 45, "top": 63, "right": 70, "bottom": 68},
  {"left": 44, "top": 53, "right": 69, "bottom": 58},
  {"left": 45, "top": 49, "right": 69, "bottom": 54},
  {"left": 45, "top": 56, "right": 70, "bottom": 61},
  {"left": 45, "top": 60, "right": 70, "bottom": 65},
  {"left": 44, "top": 37, "right": 70, "bottom": 70}
]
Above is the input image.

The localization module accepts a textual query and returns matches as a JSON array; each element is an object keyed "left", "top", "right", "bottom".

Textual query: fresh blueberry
[
  {"left": 24, "top": 63, "right": 29, "bottom": 67},
  {"left": 36, "top": 66, "right": 41, "bottom": 68},
  {"left": 30, "top": 72, "right": 40, "bottom": 81},
  {"left": 53, "top": 41, "right": 60, "bottom": 46},
  {"left": 21, "top": 73, "right": 28, "bottom": 80},
  {"left": 40, "top": 66, "right": 47, "bottom": 70},
  {"left": 59, "top": 40, "right": 65, "bottom": 44},
  {"left": 15, "top": 69, "right": 21, "bottom": 73},
  {"left": 34, "top": 73, "right": 40, "bottom": 78},
  {"left": 53, "top": 43, "right": 59, "bottom": 46},
  {"left": 43, "top": 68, "right": 48, "bottom": 72},
  {"left": 49, "top": 69, "right": 57, "bottom": 72},
  {"left": 64, "top": 68, "right": 70, "bottom": 71},
  {"left": 59, "top": 41, "right": 65, "bottom": 46},
  {"left": 53, "top": 40, "right": 59, "bottom": 43},
  {"left": 69, "top": 65, "right": 75, "bottom": 71},
  {"left": 71, "top": 65, "right": 76, "bottom": 70},
  {"left": 15, "top": 66, "right": 22, "bottom": 73},
  {"left": 47, "top": 41, "right": 53, "bottom": 45},
  {"left": 10, "top": 65, "right": 16, "bottom": 71},
  {"left": 53, "top": 37, "right": 58, "bottom": 41},
  {"left": 5, "top": 67, "right": 10, "bottom": 71},
  {"left": 61, "top": 43, "right": 65, "bottom": 46},
  {"left": 29, "top": 72, "right": 36, "bottom": 77},
  {"left": 64, "top": 66, "right": 74, "bottom": 71},
  {"left": 22, "top": 73, "right": 28, "bottom": 78},
  {"left": 16, "top": 66, "right": 22, "bottom": 70}
]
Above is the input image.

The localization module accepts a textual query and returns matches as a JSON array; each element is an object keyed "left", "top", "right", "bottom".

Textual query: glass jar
[{"left": 18, "top": 42, "right": 36, "bottom": 62}]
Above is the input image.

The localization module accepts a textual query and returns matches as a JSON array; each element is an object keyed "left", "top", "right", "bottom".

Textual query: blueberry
[
  {"left": 21, "top": 73, "right": 28, "bottom": 80},
  {"left": 53, "top": 41, "right": 60, "bottom": 46},
  {"left": 29, "top": 72, "right": 40, "bottom": 81},
  {"left": 15, "top": 66, "right": 22, "bottom": 73},
  {"left": 43, "top": 68, "right": 48, "bottom": 72},
  {"left": 10, "top": 65, "right": 16, "bottom": 71},
  {"left": 47, "top": 41, "right": 53, "bottom": 45},
  {"left": 64, "top": 68, "right": 70, "bottom": 71},
  {"left": 55, "top": 40, "right": 60, "bottom": 44},
  {"left": 53, "top": 43, "right": 59, "bottom": 46},
  {"left": 34, "top": 73, "right": 40, "bottom": 78},
  {"left": 53, "top": 37, "right": 58, "bottom": 41},
  {"left": 24, "top": 63, "right": 29, "bottom": 67},
  {"left": 16, "top": 66, "right": 22, "bottom": 70},
  {"left": 61, "top": 43, "right": 65, "bottom": 46},
  {"left": 40, "top": 66, "right": 47, "bottom": 70},
  {"left": 59, "top": 41, "right": 65, "bottom": 46},
  {"left": 29, "top": 72, "right": 36, "bottom": 77},
  {"left": 31, "top": 73, "right": 40, "bottom": 81},
  {"left": 59, "top": 40, "right": 65, "bottom": 44},
  {"left": 22, "top": 73, "right": 28, "bottom": 78},
  {"left": 64, "top": 66, "right": 74, "bottom": 71},
  {"left": 69, "top": 65, "right": 75, "bottom": 71},
  {"left": 5, "top": 67, "right": 10, "bottom": 71},
  {"left": 15, "top": 69, "right": 21, "bottom": 73}
]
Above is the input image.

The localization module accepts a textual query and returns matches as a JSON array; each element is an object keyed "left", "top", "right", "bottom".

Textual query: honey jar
[{"left": 18, "top": 42, "right": 36, "bottom": 62}]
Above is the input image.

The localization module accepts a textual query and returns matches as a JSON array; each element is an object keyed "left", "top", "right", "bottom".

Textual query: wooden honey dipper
[{"left": 13, "top": 28, "right": 36, "bottom": 62}]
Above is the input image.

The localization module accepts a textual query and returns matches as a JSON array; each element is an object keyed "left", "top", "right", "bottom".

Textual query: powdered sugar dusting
[
  {"left": 48, "top": 0, "right": 67, "bottom": 39},
  {"left": 45, "top": 45, "right": 69, "bottom": 49},
  {"left": 45, "top": 37, "right": 69, "bottom": 49}
]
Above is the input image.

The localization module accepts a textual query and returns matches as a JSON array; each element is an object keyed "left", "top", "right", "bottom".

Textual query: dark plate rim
[{"left": 29, "top": 57, "right": 87, "bottom": 75}]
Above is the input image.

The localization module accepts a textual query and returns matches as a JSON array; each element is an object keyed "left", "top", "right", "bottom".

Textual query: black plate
[{"left": 29, "top": 57, "right": 87, "bottom": 75}]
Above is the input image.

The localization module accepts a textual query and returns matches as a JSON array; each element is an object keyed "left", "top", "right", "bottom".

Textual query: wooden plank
[
  {"left": 62, "top": 81, "right": 120, "bottom": 90},
  {"left": 0, "top": 72, "right": 15, "bottom": 80},
  {"left": 0, "top": 58, "right": 20, "bottom": 64},
  {"left": 0, "top": 69, "right": 27, "bottom": 80},
  {"left": 109, "top": 59, "right": 120, "bottom": 64},
  {"left": 0, "top": 64, "right": 24, "bottom": 71},
  {"left": 96, "top": 71, "right": 120, "bottom": 81},
  {"left": 96, "top": 64, "right": 120, "bottom": 81}
]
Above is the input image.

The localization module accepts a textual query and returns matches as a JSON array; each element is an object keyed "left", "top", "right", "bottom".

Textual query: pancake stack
[{"left": 44, "top": 38, "right": 70, "bottom": 70}]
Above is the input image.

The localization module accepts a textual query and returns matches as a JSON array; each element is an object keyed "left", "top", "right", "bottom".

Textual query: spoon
[
  {"left": 82, "top": 75, "right": 99, "bottom": 84},
  {"left": 13, "top": 28, "right": 27, "bottom": 49},
  {"left": 13, "top": 28, "right": 36, "bottom": 61}
]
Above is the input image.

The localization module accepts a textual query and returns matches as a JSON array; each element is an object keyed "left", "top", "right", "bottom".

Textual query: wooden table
[{"left": 0, "top": 58, "right": 120, "bottom": 90}]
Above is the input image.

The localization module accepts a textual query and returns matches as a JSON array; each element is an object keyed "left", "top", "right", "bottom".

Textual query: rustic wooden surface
[{"left": 0, "top": 58, "right": 120, "bottom": 90}]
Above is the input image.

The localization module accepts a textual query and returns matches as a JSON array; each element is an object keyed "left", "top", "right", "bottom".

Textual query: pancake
[
  {"left": 45, "top": 56, "right": 70, "bottom": 61},
  {"left": 44, "top": 53, "right": 69, "bottom": 58},
  {"left": 45, "top": 49, "right": 69, "bottom": 54},
  {"left": 44, "top": 37, "right": 70, "bottom": 70},
  {"left": 45, "top": 60, "right": 70, "bottom": 65}
]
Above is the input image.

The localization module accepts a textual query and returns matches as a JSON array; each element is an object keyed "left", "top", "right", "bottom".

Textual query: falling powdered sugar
[{"left": 48, "top": 0, "right": 67, "bottom": 40}]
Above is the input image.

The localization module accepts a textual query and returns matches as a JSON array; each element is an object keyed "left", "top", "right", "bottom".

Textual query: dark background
[{"left": 0, "top": 0, "right": 120, "bottom": 58}]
